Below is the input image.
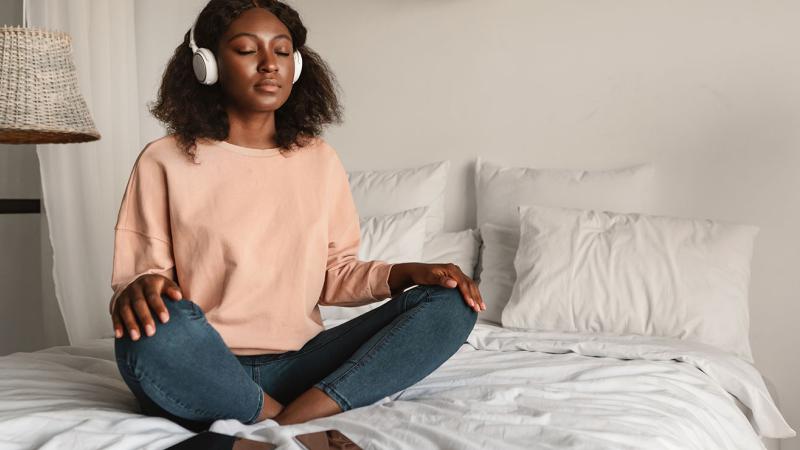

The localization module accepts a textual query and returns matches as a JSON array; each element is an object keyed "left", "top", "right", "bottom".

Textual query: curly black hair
[{"left": 149, "top": 0, "right": 343, "bottom": 163}]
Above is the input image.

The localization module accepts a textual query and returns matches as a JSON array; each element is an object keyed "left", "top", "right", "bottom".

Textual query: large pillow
[
  {"left": 421, "top": 229, "right": 481, "bottom": 279},
  {"left": 348, "top": 160, "right": 450, "bottom": 238},
  {"left": 474, "top": 158, "right": 655, "bottom": 324},
  {"left": 502, "top": 204, "right": 758, "bottom": 362},
  {"left": 474, "top": 157, "right": 656, "bottom": 229},
  {"left": 319, "top": 206, "right": 428, "bottom": 323}
]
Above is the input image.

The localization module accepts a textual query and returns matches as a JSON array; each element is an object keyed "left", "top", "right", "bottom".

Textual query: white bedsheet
[{"left": 0, "top": 321, "right": 794, "bottom": 450}]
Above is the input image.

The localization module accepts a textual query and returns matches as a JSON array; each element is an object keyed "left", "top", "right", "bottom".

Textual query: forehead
[{"left": 223, "top": 8, "right": 291, "bottom": 42}]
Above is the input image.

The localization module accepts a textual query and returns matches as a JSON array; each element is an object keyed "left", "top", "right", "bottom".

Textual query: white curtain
[{"left": 28, "top": 0, "right": 141, "bottom": 345}]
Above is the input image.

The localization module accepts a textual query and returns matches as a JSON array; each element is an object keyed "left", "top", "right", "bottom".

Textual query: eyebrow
[{"left": 227, "top": 32, "right": 292, "bottom": 43}]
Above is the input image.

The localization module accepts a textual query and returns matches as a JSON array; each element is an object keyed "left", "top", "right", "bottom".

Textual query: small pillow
[
  {"left": 319, "top": 206, "right": 428, "bottom": 323},
  {"left": 474, "top": 158, "right": 656, "bottom": 324},
  {"left": 421, "top": 229, "right": 481, "bottom": 279},
  {"left": 348, "top": 160, "right": 450, "bottom": 238},
  {"left": 501, "top": 204, "right": 759, "bottom": 362}
]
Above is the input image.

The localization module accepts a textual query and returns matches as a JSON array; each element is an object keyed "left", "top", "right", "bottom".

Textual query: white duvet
[{"left": 0, "top": 320, "right": 794, "bottom": 450}]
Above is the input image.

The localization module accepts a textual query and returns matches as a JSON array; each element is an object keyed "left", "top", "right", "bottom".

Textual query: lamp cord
[{"left": 22, "top": 0, "right": 29, "bottom": 27}]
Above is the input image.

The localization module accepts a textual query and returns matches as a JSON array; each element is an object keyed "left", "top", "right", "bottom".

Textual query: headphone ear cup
[
  {"left": 292, "top": 51, "right": 303, "bottom": 84},
  {"left": 193, "top": 48, "right": 218, "bottom": 85}
]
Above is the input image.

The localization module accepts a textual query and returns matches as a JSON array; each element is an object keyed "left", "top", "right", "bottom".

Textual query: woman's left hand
[{"left": 409, "top": 263, "right": 486, "bottom": 313}]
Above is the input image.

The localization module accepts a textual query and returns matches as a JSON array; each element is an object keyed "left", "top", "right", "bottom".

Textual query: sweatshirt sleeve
[
  {"left": 109, "top": 147, "right": 177, "bottom": 314},
  {"left": 317, "top": 149, "right": 394, "bottom": 307}
]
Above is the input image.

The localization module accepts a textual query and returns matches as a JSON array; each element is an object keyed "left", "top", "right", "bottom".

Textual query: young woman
[{"left": 109, "top": 0, "right": 485, "bottom": 432}]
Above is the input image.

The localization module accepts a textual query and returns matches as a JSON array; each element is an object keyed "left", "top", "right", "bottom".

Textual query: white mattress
[{"left": 0, "top": 320, "right": 794, "bottom": 449}]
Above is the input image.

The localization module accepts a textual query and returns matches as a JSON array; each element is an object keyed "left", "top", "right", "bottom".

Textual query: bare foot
[{"left": 273, "top": 386, "right": 343, "bottom": 425}]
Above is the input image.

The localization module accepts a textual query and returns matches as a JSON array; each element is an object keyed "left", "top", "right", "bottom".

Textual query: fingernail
[
  {"left": 115, "top": 329, "right": 121, "bottom": 338},
  {"left": 145, "top": 324, "right": 155, "bottom": 336},
  {"left": 160, "top": 312, "right": 169, "bottom": 323},
  {"left": 131, "top": 330, "right": 139, "bottom": 340}
]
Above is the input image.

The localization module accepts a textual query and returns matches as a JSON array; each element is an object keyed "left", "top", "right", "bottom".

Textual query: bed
[
  {"left": 0, "top": 317, "right": 792, "bottom": 450},
  {"left": 4, "top": 157, "right": 794, "bottom": 449}
]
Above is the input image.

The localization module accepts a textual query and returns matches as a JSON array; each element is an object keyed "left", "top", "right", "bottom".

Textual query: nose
[{"left": 258, "top": 50, "right": 278, "bottom": 74}]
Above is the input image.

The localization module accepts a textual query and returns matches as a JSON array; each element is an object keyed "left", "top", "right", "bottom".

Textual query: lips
[{"left": 255, "top": 78, "right": 280, "bottom": 88}]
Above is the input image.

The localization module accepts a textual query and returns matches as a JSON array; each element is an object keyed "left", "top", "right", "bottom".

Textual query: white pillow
[
  {"left": 348, "top": 160, "right": 450, "bottom": 238},
  {"left": 319, "top": 206, "right": 428, "bottom": 323},
  {"left": 474, "top": 157, "right": 656, "bottom": 229},
  {"left": 474, "top": 158, "right": 655, "bottom": 324},
  {"left": 422, "top": 229, "right": 481, "bottom": 279},
  {"left": 473, "top": 223, "right": 517, "bottom": 324},
  {"left": 502, "top": 204, "right": 758, "bottom": 362}
]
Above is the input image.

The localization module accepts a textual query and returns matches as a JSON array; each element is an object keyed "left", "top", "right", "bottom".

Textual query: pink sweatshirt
[{"left": 110, "top": 135, "right": 394, "bottom": 355}]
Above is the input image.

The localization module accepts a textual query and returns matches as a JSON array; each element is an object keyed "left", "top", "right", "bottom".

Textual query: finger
[
  {"left": 443, "top": 276, "right": 457, "bottom": 288},
  {"left": 451, "top": 265, "right": 481, "bottom": 312},
  {"left": 144, "top": 284, "right": 170, "bottom": 324},
  {"left": 163, "top": 279, "right": 183, "bottom": 300},
  {"left": 132, "top": 292, "right": 157, "bottom": 338},
  {"left": 456, "top": 278, "right": 478, "bottom": 311},
  {"left": 440, "top": 265, "right": 459, "bottom": 288},
  {"left": 111, "top": 304, "right": 124, "bottom": 338},
  {"left": 468, "top": 279, "right": 485, "bottom": 312},
  {"left": 119, "top": 296, "right": 141, "bottom": 341}
]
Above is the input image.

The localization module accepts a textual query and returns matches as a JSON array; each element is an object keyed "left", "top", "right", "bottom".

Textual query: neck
[{"left": 225, "top": 107, "right": 278, "bottom": 149}]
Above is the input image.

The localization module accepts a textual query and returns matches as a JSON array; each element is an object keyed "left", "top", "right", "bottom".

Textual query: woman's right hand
[{"left": 111, "top": 274, "right": 183, "bottom": 341}]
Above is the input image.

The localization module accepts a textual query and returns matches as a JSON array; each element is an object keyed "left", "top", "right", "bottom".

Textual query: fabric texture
[
  {"left": 109, "top": 135, "right": 393, "bottom": 355},
  {"left": 502, "top": 204, "right": 759, "bottom": 362},
  {"left": 348, "top": 160, "right": 450, "bottom": 238},
  {"left": 1, "top": 322, "right": 793, "bottom": 449},
  {"left": 473, "top": 158, "right": 656, "bottom": 324},
  {"left": 114, "top": 285, "right": 477, "bottom": 431},
  {"left": 421, "top": 228, "right": 481, "bottom": 279}
]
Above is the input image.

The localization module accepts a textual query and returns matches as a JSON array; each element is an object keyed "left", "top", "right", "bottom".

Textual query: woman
[{"left": 110, "top": 0, "right": 485, "bottom": 432}]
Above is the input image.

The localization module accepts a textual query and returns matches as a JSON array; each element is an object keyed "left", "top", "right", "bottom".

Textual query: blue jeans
[{"left": 114, "top": 284, "right": 477, "bottom": 432}]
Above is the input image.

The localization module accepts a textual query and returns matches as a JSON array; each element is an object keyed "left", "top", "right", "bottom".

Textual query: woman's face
[{"left": 216, "top": 8, "right": 296, "bottom": 113}]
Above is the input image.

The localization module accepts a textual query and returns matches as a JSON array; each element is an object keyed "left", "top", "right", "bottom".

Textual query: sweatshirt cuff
[{"left": 371, "top": 262, "right": 394, "bottom": 300}]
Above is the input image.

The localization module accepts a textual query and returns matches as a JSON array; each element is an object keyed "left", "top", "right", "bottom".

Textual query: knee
[
  {"left": 114, "top": 295, "right": 204, "bottom": 370},
  {"left": 421, "top": 285, "right": 478, "bottom": 335}
]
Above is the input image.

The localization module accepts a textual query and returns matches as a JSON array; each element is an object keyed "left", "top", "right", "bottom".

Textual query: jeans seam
[
  {"left": 314, "top": 380, "right": 352, "bottom": 411},
  {"left": 245, "top": 383, "right": 264, "bottom": 425},
  {"left": 323, "top": 287, "right": 433, "bottom": 390}
]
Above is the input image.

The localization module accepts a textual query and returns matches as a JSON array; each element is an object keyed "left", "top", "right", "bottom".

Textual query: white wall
[
  {"left": 286, "top": 1, "right": 800, "bottom": 446},
  {"left": 0, "top": 0, "right": 68, "bottom": 356},
  {"left": 135, "top": 1, "right": 799, "bottom": 446}
]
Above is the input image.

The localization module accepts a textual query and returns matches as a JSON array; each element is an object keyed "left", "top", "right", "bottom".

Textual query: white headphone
[{"left": 188, "top": 17, "right": 303, "bottom": 86}]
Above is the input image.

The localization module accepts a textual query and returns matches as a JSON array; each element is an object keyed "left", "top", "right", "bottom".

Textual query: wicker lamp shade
[{"left": 0, "top": 25, "right": 100, "bottom": 144}]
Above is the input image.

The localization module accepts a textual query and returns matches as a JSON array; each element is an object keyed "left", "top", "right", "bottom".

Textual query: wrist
[{"left": 387, "top": 262, "right": 421, "bottom": 296}]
